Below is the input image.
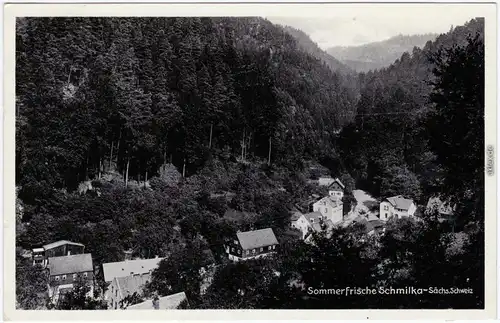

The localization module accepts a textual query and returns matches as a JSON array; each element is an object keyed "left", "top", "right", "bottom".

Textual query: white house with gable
[
  {"left": 312, "top": 196, "right": 343, "bottom": 224},
  {"left": 379, "top": 195, "right": 417, "bottom": 221}
]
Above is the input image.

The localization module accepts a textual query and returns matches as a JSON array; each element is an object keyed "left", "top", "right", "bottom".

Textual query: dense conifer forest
[{"left": 15, "top": 17, "right": 485, "bottom": 310}]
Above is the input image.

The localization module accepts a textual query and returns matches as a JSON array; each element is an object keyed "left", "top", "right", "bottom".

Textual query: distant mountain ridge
[
  {"left": 327, "top": 33, "right": 439, "bottom": 72},
  {"left": 280, "top": 25, "right": 356, "bottom": 76}
]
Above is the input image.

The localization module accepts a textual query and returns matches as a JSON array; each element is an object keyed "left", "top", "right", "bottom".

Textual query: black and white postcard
[{"left": 3, "top": 2, "right": 498, "bottom": 321}]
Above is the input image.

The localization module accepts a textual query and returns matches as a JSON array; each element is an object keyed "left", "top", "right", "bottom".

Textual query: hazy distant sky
[{"left": 267, "top": 14, "right": 478, "bottom": 49}]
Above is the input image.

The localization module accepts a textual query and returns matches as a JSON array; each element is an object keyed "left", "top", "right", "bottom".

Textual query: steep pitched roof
[
  {"left": 47, "top": 253, "right": 93, "bottom": 276},
  {"left": 102, "top": 258, "right": 163, "bottom": 282},
  {"left": 115, "top": 274, "right": 151, "bottom": 299},
  {"left": 385, "top": 195, "right": 414, "bottom": 210},
  {"left": 237, "top": 228, "right": 278, "bottom": 250},
  {"left": 329, "top": 178, "right": 345, "bottom": 189},
  {"left": 126, "top": 292, "right": 187, "bottom": 310},
  {"left": 43, "top": 240, "right": 84, "bottom": 250}
]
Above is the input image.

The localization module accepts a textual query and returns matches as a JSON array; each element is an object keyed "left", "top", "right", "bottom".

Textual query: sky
[{"left": 267, "top": 13, "right": 478, "bottom": 49}]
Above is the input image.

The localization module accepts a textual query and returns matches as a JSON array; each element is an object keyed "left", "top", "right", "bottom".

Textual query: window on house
[
  {"left": 73, "top": 274, "right": 77, "bottom": 279},
  {"left": 55, "top": 276, "right": 60, "bottom": 281},
  {"left": 231, "top": 247, "right": 234, "bottom": 252},
  {"left": 260, "top": 247, "right": 263, "bottom": 252},
  {"left": 83, "top": 272, "right": 88, "bottom": 278},
  {"left": 62, "top": 275, "right": 67, "bottom": 280},
  {"left": 272, "top": 245, "right": 276, "bottom": 250},
  {"left": 237, "top": 249, "right": 241, "bottom": 254},
  {"left": 385, "top": 213, "right": 388, "bottom": 219},
  {"left": 252, "top": 249, "right": 256, "bottom": 254},
  {"left": 234, "top": 240, "right": 238, "bottom": 245}
]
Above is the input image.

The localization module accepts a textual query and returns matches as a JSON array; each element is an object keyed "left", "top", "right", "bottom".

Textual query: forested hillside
[
  {"left": 327, "top": 33, "right": 439, "bottom": 72},
  {"left": 338, "top": 18, "right": 484, "bottom": 224},
  {"left": 16, "top": 17, "right": 357, "bottom": 194}
]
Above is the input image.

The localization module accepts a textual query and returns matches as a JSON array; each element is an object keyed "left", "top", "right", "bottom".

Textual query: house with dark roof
[
  {"left": 108, "top": 273, "right": 151, "bottom": 310},
  {"left": 225, "top": 228, "right": 279, "bottom": 261},
  {"left": 327, "top": 178, "right": 345, "bottom": 200},
  {"left": 125, "top": 292, "right": 188, "bottom": 310},
  {"left": 46, "top": 253, "right": 94, "bottom": 302},
  {"left": 379, "top": 195, "right": 417, "bottom": 221},
  {"left": 32, "top": 240, "right": 85, "bottom": 267}
]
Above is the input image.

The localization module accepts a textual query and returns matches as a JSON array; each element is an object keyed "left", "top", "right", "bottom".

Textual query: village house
[
  {"left": 102, "top": 257, "right": 163, "bottom": 306},
  {"left": 32, "top": 240, "right": 85, "bottom": 267},
  {"left": 327, "top": 178, "right": 345, "bottom": 200},
  {"left": 46, "top": 253, "right": 94, "bottom": 303},
  {"left": 125, "top": 292, "right": 188, "bottom": 310},
  {"left": 108, "top": 273, "right": 151, "bottom": 310},
  {"left": 426, "top": 196, "right": 456, "bottom": 221},
  {"left": 379, "top": 195, "right": 417, "bottom": 221},
  {"left": 225, "top": 228, "right": 279, "bottom": 261},
  {"left": 291, "top": 211, "right": 334, "bottom": 240},
  {"left": 102, "top": 257, "right": 163, "bottom": 283},
  {"left": 312, "top": 196, "right": 344, "bottom": 224}
]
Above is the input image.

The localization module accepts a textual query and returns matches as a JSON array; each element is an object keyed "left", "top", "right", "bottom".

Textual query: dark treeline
[{"left": 16, "top": 17, "right": 357, "bottom": 194}]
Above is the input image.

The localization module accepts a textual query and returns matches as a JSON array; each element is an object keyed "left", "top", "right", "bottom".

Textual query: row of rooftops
[{"left": 36, "top": 226, "right": 280, "bottom": 279}]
